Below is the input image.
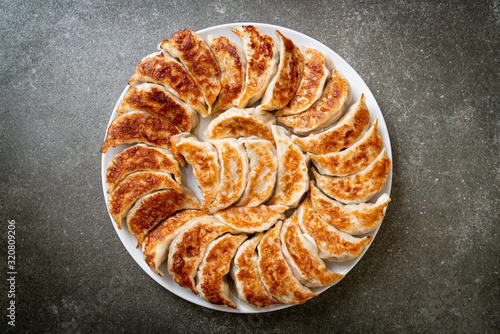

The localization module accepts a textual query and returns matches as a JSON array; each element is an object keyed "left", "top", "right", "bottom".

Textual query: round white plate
[{"left": 101, "top": 22, "right": 392, "bottom": 313}]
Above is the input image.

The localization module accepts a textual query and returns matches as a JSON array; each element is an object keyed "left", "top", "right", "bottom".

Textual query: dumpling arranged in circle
[
  {"left": 167, "top": 217, "right": 233, "bottom": 294},
  {"left": 128, "top": 51, "right": 208, "bottom": 117},
  {"left": 232, "top": 25, "right": 278, "bottom": 107},
  {"left": 102, "top": 26, "right": 392, "bottom": 311},
  {"left": 196, "top": 233, "right": 248, "bottom": 308},
  {"left": 159, "top": 29, "right": 221, "bottom": 115}
]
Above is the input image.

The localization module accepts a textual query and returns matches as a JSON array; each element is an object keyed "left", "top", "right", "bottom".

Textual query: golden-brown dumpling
[
  {"left": 214, "top": 205, "right": 284, "bottom": 233},
  {"left": 128, "top": 51, "right": 208, "bottom": 117},
  {"left": 310, "top": 182, "right": 391, "bottom": 235},
  {"left": 100, "top": 111, "right": 183, "bottom": 164},
  {"left": 276, "top": 47, "right": 331, "bottom": 116},
  {"left": 105, "top": 144, "right": 181, "bottom": 194},
  {"left": 203, "top": 107, "right": 276, "bottom": 145},
  {"left": 259, "top": 31, "right": 304, "bottom": 111},
  {"left": 208, "top": 35, "right": 247, "bottom": 112},
  {"left": 117, "top": 83, "right": 199, "bottom": 133},
  {"left": 196, "top": 233, "right": 248, "bottom": 308},
  {"left": 278, "top": 70, "right": 351, "bottom": 135},
  {"left": 309, "top": 119, "right": 382, "bottom": 176},
  {"left": 267, "top": 126, "right": 309, "bottom": 209},
  {"left": 297, "top": 194, "right": 371, "bottom": 261},
  {"left": 143, "top": 210, "right": 208, "bottom": 276},
  {"left": 292, "top": 94, "right": 370, "bottom": 154},
  {"left": 281, "top": 211, "right": 344, "bottom": 288},
  {"left": 167, "top": 217, "right": 232, "bottom": 294},
  {"left": 159, "top": 30, "right": 221, "bottom": 114},
  {"left": 257, "top": 221, "right": 317, "bottom": 304},
  {"left": 207, "top": 139, "right": 249, "bottom": 213},
  {"left": 231, "top": 233, "right": 282, "bottom": 308},
  {"left": 236, "top": 137, "right": 277, "bottom": 207},
  {"left": 313, "top": 148, "right": 391, "bottom": 204},
  {"left": 232, "top": 25, "right": 279, "bottom": 107},
  {"left": 108, "top": 171, "right": 182, "bottom": 229},
  {"left": 170, "top": 133, "right": 220, "bottom": 209},
  {"left": 126, "top": 187, "right": 201, "bottom": 247}
]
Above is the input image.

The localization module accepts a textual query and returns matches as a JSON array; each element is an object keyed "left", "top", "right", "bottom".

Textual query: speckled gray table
[{"left": 1, "top": 1, "right": 498, "bottom": 332}]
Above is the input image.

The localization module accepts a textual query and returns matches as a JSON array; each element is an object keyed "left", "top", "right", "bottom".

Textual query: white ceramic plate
[{"left": 101, "top": 23, "right": 392, "bottom": 313}]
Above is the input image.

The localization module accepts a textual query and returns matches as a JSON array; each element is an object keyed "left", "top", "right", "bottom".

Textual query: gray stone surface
[{"left": 0, "top": 0, "right": 498, "bottom": 332}]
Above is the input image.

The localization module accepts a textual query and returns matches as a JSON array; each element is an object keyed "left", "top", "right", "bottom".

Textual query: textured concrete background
[{"left": 1, "top": 0, "right": 499, "bottom": 332}]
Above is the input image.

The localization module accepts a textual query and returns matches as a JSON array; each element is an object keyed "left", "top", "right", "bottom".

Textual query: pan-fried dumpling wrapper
[
  {"left": 208, "top": 35, "right": 247, "bottom": 112},
  {"left": 267, "top": 126, "right": 309, "bottom": 209},
  {"left": 309, "top": 119, "right": 383, "bottom": 176},
  {"left": 310, "top": 182, "right": 390, "bottom": 235},
  {"left": 278, "top": 70, "right": 351, "bottom": 135},
  {"left": 259, "top": 31, "right": 304, "bottom": 111},
  {"left": 143, "top": 210, "right": 208, "bottom": 276},
  {"left": 117, "top": 83, "right": 199, "bottom": 133},
  {"left": 126, "top": 187, "right": 201, "bottom": 247},
  {"left": 167, "top": 217, "right": 232, "bottom": 294},
  {"left": 214, "top": 205, "right": 284, "bottom": 233},
  {"left": 196, "top": 233, "right": 248, "bottom": 308},
  {"left": 170, "top": 133, "right": 220, "bottom": 209},
  {"left": 231, "top": 233, "right": 282, "bottom": 308},
  {"left": 159, "top": 30, "right": 221, "bottom": 114},
  {"left": 313, "top": 148, "right": 391, "bottom": 204},
  {"left": 281, "top": 211, "right": 344, "bottom": 288},
  {"left": 108, "top": 171, "right": 182, "bottom": 229},
  {"left": 204, "top": 107, "right": 276, "bottom": 145},
  {"left": 128, "top": 51, "right": 208, "bottom": 117},
  {"left": 232, "top": 25, "right": 279, "bottom": 107},
  {"left": 105, "top": 144, "right": 181, "bottom": 194},
  {"left": 276, "top": 47, "right": 331, "bottom": 116},
  {"left": 257, "top": 221, "right": 317, "bottom": 304},
  {"left": 292, "top": 94, "right": 370, "bottom": 154},
  {"left": 297, "top": 194, "right": 371, "bottom": 261},
  {"left": 236, "top": 137, "right": 278, "bottom": 207},
  {"left": 207, "top": 139, "right": 249, "bottom": 213},
  {"left": 100, "top": 111, "right": 184, "bottom": 164}
]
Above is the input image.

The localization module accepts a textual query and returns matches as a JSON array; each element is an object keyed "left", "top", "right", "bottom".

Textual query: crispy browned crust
[
  {"left": 267, "top": 127, "right": 309, "bottom": 208},
  {"left": 232, "top": 26, "right": 276, "bottom": 106},
  {"left": 310, "top": 182, "right": 390, "bottom": 233},
  {"left": 276, "top": 47, "right": 329, "bottom": 116},
  {"left": 237, "top": 139, "right": 277, "bottom": 207},
  {"left": 233, "top": 234, "right": 282, "bottom": 307},
  {"left": 293, "top": 94, "right": 370, "bottom": 154},
  {"left": 160, "top": 30, "right": 221, "bottom": 108},
  {"left": 198, "top": 234, "right": 247, "bottom": 308},
  {"left": 206, "top": 115, "right": 275, "bottom": 144},
  {"left": 171, "top": 138, "right": 219, "bottom": 209},
  {"left": 100, "top": 111, "right": 185, "bottom": 164},
  {"left": 299, "top": 194, "right": 372, "bottom": 258},
  {"left": 210, "top": 36, "right": 245, "bottom": 111},
  {"left": 215, "top": 205, "right": 281, "bottom": 231},
  {"left": 267, "top": 147, "right": 306, "bottom": 206},
  {"left": 108, "top": 172, "right": 181, "bottom": 229},
  {"left": 106, "top": 145, "right": 181, "bottom": 191},
  {"left": 257, "top": 222, "right": 317, "bottom": 304},
  {"left": 310, "top": 119, "right": 383, "bottom": 176},
  {"left": 312, "top": 150, "right": 391, "bottom": 203},
  {"left": 208, "top": 139, "right": 247, "bottom": 212},
  {"left": 277, "top": 70, "right": 350, "bottom": 133},
  {"left": 281, "top": 213, "right": 344, "bottom": 286},
  {"left": 260, "top": 31, "right": 304, "bottom": 110},
  {"left": 169, "top": 219, "right": 232, "bottom": 294},
  {"left": 128, "top": 52, "right": 207, "bottom": 116},
  {"left": 144, "top": 210, "right": 208, "bottom": 272},
  {"left": 127, "top": 189, "right": 200, "bottom": 247},
  {"left": 117, "top": 84, "right": 194, "bottom": 132}
]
